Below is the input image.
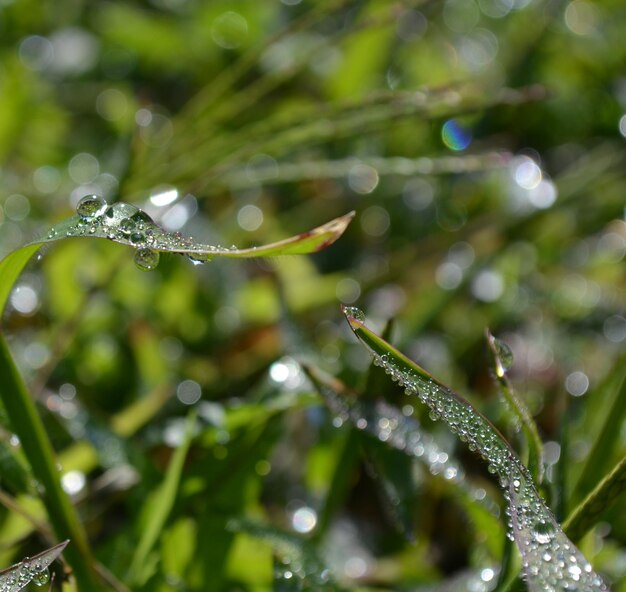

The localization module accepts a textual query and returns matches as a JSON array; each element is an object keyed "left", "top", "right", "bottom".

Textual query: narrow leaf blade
[
  {"left": 341, "top": 306, "right": 610, "bottom": 592},
  {"left": 0, "top": 539, "right": 68, "bottom": 592}
]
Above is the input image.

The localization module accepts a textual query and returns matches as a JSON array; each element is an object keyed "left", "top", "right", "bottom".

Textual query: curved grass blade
[
  {"left": 564, "top": 454, "right": 626, "bottom": 543},
  {"left": 486, "top": 330, "right": 544, "bottom": 484},
  {"left": 0, "top": 200, "right": 353, "bottom": 319},
  {"left": 0, "top": 539, "right": 68, "bottom": 592},
  {"left": 43, "top": 199, "right": 354, "bottom": 263},
  {"left": 307, "top": 367, "right": 502, "bottom": 550},
  {"left": 341, "top": 306, "right": 609, "bottom": 592}
]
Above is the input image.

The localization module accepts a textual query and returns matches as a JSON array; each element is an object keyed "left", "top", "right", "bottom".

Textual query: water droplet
[
  {"left": 76, "top": 194, "right": 107, "bottom": 219},
  {"left": 32, "top": 568, "right": 50, "bottom": 586},
  {"left": 134, "top": 248, "right": 160, "bottom": 271},
  {"left": 343, "top": 306, "right": 365, "bottom": 322},
  {"left": 532, "top": 521, "right": 555, "bottom": 544},
  {"left": 493, "top": 338, "right": 514, "bottom": 377}
]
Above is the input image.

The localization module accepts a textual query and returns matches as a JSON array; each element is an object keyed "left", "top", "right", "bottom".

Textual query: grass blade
[
  {"left": 486, "top": 330, "right": 544, "bottom": 484},
  {"left": 42, "top": 200, "right": 354, "bottom": 263},
  {"left": 0, "top": 336, "right": 102, "bottom": 589},
  {"left": 564, "top": 455, "right": 626, "bottom": 543},
  {"left": 126, "top": 409, "right": 197, "bottom": 586},
  {"left": 341, "top": 306, "right": 609, "bottom": 592},
  {"left": 0, "top": 539, "right": 68, "bottom": 591}
]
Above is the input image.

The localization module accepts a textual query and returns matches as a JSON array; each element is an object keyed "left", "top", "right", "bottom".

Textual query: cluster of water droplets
[
  {"left": 44, "top": 195, "right": 235, "bottom": 271},
  {"left": 342, "top": 307, "right": 609, "bottom": 592},
  {"left": 321, "top": 386, "right": 499, "bottom": 516},
  {"left": 0, "top": 544, "right": 59, "bottom": 592},
  {"left": 508, "top": 472, "right": 608, "bottom": 591}
]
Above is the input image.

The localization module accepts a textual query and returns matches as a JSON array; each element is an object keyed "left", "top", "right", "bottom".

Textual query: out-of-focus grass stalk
[
  {"left": 0, "top": 334, "right": 104, "bottom": 590},
  {"left": 564, "top": 454, "right": 626, "bottom": 542}
]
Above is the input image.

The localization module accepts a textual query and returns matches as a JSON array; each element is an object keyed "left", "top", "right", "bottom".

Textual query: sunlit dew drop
[
  {"left": 441, "top": 119, "right": 472, "bottom": 151},
  {"left": 32, "top": 568, "right": 50, "bottom": 586},
  {"left": 134, "top": 248, "right": 160, "bottom": 271},
  {"left": 76, "top": 194, "right": 107, "bottom": 219},
  {"left": 532, "top": 521, "right": 556, "bottom": 544},
  {"left": 493, "top": 338, "right": 514, "bottom": 377},
  {"left": 343, "top": 306, "right": 366, "bottom": 323}
]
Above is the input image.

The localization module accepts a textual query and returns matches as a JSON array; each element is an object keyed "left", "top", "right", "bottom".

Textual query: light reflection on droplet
[
  {"left": 49, "top": 27, "right": 99, "bottom": 75},
  {"left": 10, "top": 285, "right": 40, "bottom": 315},
  {"left": 33, "top": 166, "right": 62, "bottom": 194},
  {"left": 442, "top": 119, "right": 472, "bottom": 151},
  {"left": 448, "top": 241, "right": 475, "bottom": 269},
  {"left": 269, "top": 357, "right": 304, "bottom": 389},
  {"left": 214, "top": 306, "right": 241, "bottom": 334},
  {"left": 246, "top": 154, "right": 279, "bottom": 181},
  {"left": 24, "top": 342, "right": 50, "bottom": 369},
  {"left": 237, "top": 204, "right": 264, "bottom": 231},
  {"left": 543, "top": 441, "right": 561, "bottom": 466},
  {"left": 436, "top": 261, "right": 463, "bottom": 290},
  {"left": 564, "top": 0, "right": 598, "bottom": 36},
  {"left": 61, "top": 470, "right": 86, "bottom": 495},
  {"left": 527, "top": 179, "right": 557, "bottom": 209},
  {"left": 69, "top": 153, "right": 100, "bottom": 184},
  {"left": 396, "top": 9, "right": 428, "bottom": 40},
  {"left": 4, "top": 194, "right": 31, "bottom": 221},
  {"left": 478, "top": 0, "right": 514, "bottom": 18},
  {"left": 150, "top": 187, "right": 179, "bottom": 207},
  {"left": 603, "top": 315, "right": 626, "bottom": 343},
  {"left": 211, "top": 11, "right": 248, "bottom": 49},
  {"left": 344, "top": 556, "right": 368, "bottom": 579},
  {"left": 177, "top": 379, "right": 202, "bottom": 405},
  {"left": 19, "top": 35, "right": 54, "bottom": 70},
  {"left": 336, "top": 277, "right": 361, "bottom": 304},
  {"left": 471, "top": 269, "right": 504, "bottom": 302},
  {"left": 565, "top": 371, "right": 589, "bottom": 397},
  {"left": 292, "top": 507, "right": 317, "bottom": 533},
  {"left": 348, "top": 163, "right": 379, "bottom": 194},
  {"left": 361, "top": 206, "right": 390, "bottom": 237},
  {"left": 514, "top": 157, "right": 543, "bottom": 189},
  {"left": 403, "top": 178, "right": 434, "bottom": 210},
  {"left": 96, "top": 88, "right": 128, "bottom": 122},
  {"left": 619, "top": 114, "right": 626, "bottom": 139},
  {"left": 255, "top": 459, "right": 271, "bottom": 476},
  {"left": 59, "top": 383, "right": 77, "bottom": 400}
]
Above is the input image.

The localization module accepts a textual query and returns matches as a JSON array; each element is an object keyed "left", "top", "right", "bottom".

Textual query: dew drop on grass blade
[
  {"left": 0, "top": 540, "right": 68, "bottom": 592},
  {"left": 341, "top": 306, "right": 610, "bottom": 592},
  {"left": 41, "top": 196, "right": 355, "bottom": 271}
]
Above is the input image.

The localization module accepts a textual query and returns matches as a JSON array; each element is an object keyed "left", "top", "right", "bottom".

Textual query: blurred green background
[{"left": 0, "top": 0, "right": 624, "bottom": 590}]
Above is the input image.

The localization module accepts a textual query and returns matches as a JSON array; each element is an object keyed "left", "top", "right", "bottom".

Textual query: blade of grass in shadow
[
  {"left": 126, "top": 409, "right": 197, "bottom": 586},
  {"left": 486, "top": 330, "right": 544, "bottom": 484},
  {"left": 307, "top": 366, "right": 503, "bottom": 549},
  {"left": 0, "top": 336, "right": 103, "bottom": 590},
  {"left": 0, "top": 539, "right": 68, "bottom": 591},
  {"left": 572, "top": 365, "right": 626, "bottom": 507},
  {"left": 341, "top": 306, "right": 609, "bottom": 592},
  {"left": 564, "top": 454, "right": 626, "bottom": 543}
]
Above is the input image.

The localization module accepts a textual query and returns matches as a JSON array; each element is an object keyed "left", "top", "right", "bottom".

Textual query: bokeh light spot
[{"left": 441, "top": 120, "right": 472, "bottom": 151}]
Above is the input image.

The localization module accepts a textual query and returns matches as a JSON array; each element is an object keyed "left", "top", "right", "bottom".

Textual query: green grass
[{"left": 0, "top": 1, "right": 624, "bottom": 590}]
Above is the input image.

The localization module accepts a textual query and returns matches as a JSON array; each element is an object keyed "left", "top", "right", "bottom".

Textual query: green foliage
[{"left": 0, "top": 0, "right": 624, "bottom": 591}]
